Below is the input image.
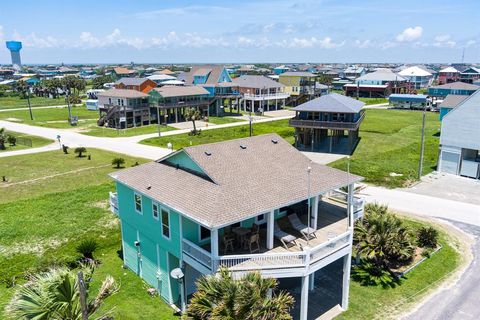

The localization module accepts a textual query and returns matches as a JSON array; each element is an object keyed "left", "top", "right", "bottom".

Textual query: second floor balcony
[
  {"left": 289, "top": 111, "right": 365, "bottom": 131},
  {"left": 181, "top": 190, "right": 364, "bottom": 278},
  {"left": 243, "top": 92, "right": 290, "bottom": 101}
]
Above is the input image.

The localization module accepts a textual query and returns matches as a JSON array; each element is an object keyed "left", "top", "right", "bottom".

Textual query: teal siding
[
  {"left": 182, "top": 216, "right": 210, "bottom": 246},
  {"left": 440, "top": 107, "right": 452, "bottom": 121},
  {"left": 166, "top": 151, "right": 205, "bottom": 175},
  {"left": 116, "top": 182, "right": 182, "bottom": 303}
]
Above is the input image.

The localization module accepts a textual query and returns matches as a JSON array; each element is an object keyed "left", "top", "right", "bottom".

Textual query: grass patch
[
  {"left": 0, "top": 131, "right": 52, "bottom": 152},
  {"left": 338, "top": 218, "right": 460, "bottom": 320},
  {"left": 359, "top": 97, "right": 388, "bottom": 105},
  {"left": 0, "top": 150, "right": 177, "bottom": 319},
  {"left": 207, "top": 116, "right": 245, "bottom": 125},
  {"left": 141, "top": 119, "right": 294, "bottom": 150},
  {"left": 330, "top": 109, "right": 440, "bottom": 188},
  {"left": 0, "top": 148, "right": 146, "bottom": 204},
  {"left": 0, "top": 96, "right": 66, "bottom": 109},
  {"left": 0, "top": 106, "right": 98, "bottom": 129},
  {"left": 80, "top": 123, "right": 177, "bottom": 137}
]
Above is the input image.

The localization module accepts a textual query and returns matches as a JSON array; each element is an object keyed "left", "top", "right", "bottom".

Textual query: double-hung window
[
  {"left": 152, "top": 203, "right": 159, "bottom": 220},
  {"left": 134, "top": 193, "right": 142, "bottom": 213},
  {"left": 161, "top": 209, "right": 170, "bottom": 239}
]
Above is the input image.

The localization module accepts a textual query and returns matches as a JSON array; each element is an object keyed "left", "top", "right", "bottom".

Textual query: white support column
[
  {"left": 175, "top": 108, "right": 178, "bottom": 123},
  {"left": 275, "top": 99, "right": 278, "bottom": 110},
  {"left": 311, "top": 195, "right": 319, "bottom": 229},
  {"left": 342, "top": 253, "right": 352, "bottom": 310},
  {"left": 243, "top": 99, "right": 246, "bottom": 112},
  {"left": 266, "top": 210, "right": 275, "bottom": 249},
  {"left": 300, "top": 274, "right": 310, "bottom": 320},
  {"left": 309, "top": 271, "right": 315, "bottom": 291},
  {"left": 211, "top": 228, "right": 219, "bottom": 257},
  {"left": 347, "top": 183, "right": 354, "bottom": 227}
]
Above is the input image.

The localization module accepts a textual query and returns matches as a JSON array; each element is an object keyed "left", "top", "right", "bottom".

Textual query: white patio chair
[{"left": 274, "top": 222, "right": 297, "bottom": 249}]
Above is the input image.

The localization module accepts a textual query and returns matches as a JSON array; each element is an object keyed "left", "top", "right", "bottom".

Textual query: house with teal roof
[{"left": 108, "top": 134, "right": 365, "bottom": 320}]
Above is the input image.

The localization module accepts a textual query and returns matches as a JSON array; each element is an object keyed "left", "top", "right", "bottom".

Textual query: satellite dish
[{"left": 170, "top": 268, "right": 184, "bottom": 280}]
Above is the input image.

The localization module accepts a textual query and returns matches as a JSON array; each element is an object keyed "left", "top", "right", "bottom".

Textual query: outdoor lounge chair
[
  {"left": 288, "top": 213, "right": 317, "bottom": 240},
  {"left": 274, "top": 222, "right": 297, "bottom": 249}
]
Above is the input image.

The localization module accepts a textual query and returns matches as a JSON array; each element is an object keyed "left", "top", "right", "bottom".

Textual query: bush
[
  {"left": 352, "top": 260, "right": 396, "bottom": 287},
  {"left": 112, "top": 157, "right": 125, "bottom": 168},
  {"left": 417, "top": 226, "right": 439, "bottom": 248},
  {"left": 7, "top": 135, "right": 17, "bottom": 146},
  {"left": 76, "top": 239, "right": 98, "bottom": 260},
  {"left": 74, "top": 147, "right": 87, "bottom": 157}
]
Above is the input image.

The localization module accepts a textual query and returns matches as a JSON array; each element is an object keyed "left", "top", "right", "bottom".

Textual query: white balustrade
[
  {"left": 215, "top": 251, "right": 306, "bottom": 272},
  {"left": 182, "top": 239, "right": 213, "bottom": 270},
  {"left": 309, "top": 231, "right": 351, "bottom": 264}
]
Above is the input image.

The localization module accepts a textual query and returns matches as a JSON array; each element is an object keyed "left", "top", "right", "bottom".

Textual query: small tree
[
  {"left": 112, "top": 157, "right": 125, "bottom": 168},
  {"left": 185, "top": 107, "right": 202, "bottom": 135},
  {"left": 74, "top": 147, "right": 87, "bottom": 157},
  {"left": 7, "top": 135, "right": 17, "bottom": 146},
  {"left": 76, "top": 239, "right": 98, "bottom": 260}
]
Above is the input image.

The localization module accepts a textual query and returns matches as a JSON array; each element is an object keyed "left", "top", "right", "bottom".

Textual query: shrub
[
  {"left": 74, "top": 147, "right": 87, "bottom": 157},
  {"left": 76, "top": 239, "right": 98, "bottom": 260},
  {"left": 352, "top": 260, "right": 396, "bottom": 287},
  {"left": 7, "top": 135, "right": 17, "bottom": 146},
  {"left": 417, "top": 226, "right": 439, "bottom": 248},
  {"left": 112, "top": 157, "right": 125, "bottom": 168}
]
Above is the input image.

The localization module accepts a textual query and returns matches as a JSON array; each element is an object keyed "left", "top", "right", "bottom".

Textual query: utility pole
[
  {"left": 26, "top": 85, "right": 33, "bottom": 120},
  {"left": 418, "top": 105, "right": 427, "bottom": 179}
]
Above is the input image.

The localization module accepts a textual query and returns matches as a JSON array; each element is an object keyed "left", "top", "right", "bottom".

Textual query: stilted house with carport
[{"left": 108, "top": 134, "right": 365, "bottom": 320}]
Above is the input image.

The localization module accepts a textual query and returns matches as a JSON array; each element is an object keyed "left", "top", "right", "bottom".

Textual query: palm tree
[
  {"left": 74, "top": 147, "right": 87, "bottom": 157},
  {"left": 184, "top": 267, "right": 294, "bottom": 320},
  {"left": 6, "top": 265, "right": 118, "bottom": 320},
  {"left": 185, "top": 108, "right": 202, "bottom": 134}
]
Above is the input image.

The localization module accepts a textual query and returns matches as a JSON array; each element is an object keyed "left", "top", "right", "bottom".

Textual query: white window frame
[
  {"left": 134, "top": 193, "right": 142, "bottom": 214},
  {"left": 152, "top": 202, "right": 159, "bottom": 221},
  {"left": 161, "top": 208, "right": 171, "bottom": 240},
  {"left": 198, "top": 225, "right": 211, "bottom": 242}
]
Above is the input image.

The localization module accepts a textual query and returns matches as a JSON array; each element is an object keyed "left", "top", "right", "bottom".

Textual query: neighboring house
[
  {"left": 233, "top": 75, "right": 289, "bottom": 112},
  {"left": 459, "top": 67, "right": 480, "bottom": 84},
  {"left": 388, "top": 94, "right": 429, "bottom": 110},
  {"left": 148, "top": 86, "right": 211, "bottom": 123},
  {"left": 113, "top": 67, "right": 137, "bottom": 78},
  {"left": 331, "top": 77, "right": 354, "bottom": 91},
  {"left": 343, "top": 66, "right": 366, "bottom": 79},
  {"left": 345, "top": 69, "right": 408, "bottom": 98},
  {"left": 179, "top": 65, "right": 240, "bottom": 115},
  {"left": 85, "top": 89, "right": 105, "bottom": 111},
  {"left": 316, "top": 83, "right": 329, "bottom": 95},
  {"left": 289, "top": 93, "right": 365, "bottom": 154},
  {"left": 108, "top": 134, "right": 365, "bottom": 320},
  {"left": 157, "top": 69, "right": 177, "bottom": 76},
  {"left": 114, "top": 77, "right": 157, "bottom": 93},
  {"left": 97, "top": 89, "right": 151, "bottom": 128},
  {"left": 438, "top": 66, "right": 460, "bottom": 85},
  {"left": 273, "top": 65, "right": 290, "bottom": 75},
  {"left": 427, "top": 81, "right": 480, "bottom": 98},
  {"left": 398, "top": 66, "right": 433, "bottom": 89},
  {"left": 438, "top": 90, "right": 480, "bottom": 179},
  {"left": 0, "top": 68, "right": 15, "bottom": 80},
  {"left": 279, "top": 72, "right": 317, "bottom": 96},
  {"left": 438, "top": 94, "right": 468, "bottom": 120},
  {"left": 147, "top": 74, "right": 177, "bottom": 85}
]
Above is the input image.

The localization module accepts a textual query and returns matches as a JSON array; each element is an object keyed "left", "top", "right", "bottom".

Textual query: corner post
[
  {"left": 342, "top": 253, "right": 352, "bottom": 310},
  {"left": 300, "top": 273, "right": 310, "bottom": 320},
  {"left": 211, "top": 228, "right": 219, "bottom": 271},
  {"left": 347, "top": 183, "right": 354, "bottom": 227},
  {"left": 267, "top": 210, "right": 275, "bottom": 249}
]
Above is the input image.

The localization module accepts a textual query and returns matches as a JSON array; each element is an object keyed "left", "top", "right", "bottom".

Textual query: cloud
[
  {"left": 466, "top": 40, "right": 476, "bottom": 47},
  {"left": 396, "top": 26, "right": 423, "bottom": 42},
  {"left": 433, "top": 34, "right": 456, "bottom": 48},
  {"left": 380, "top": 41, "right": 397, "bottom": 50},
  {"left": 354, "top": 39, "right": 373, "bottom": 49},
  {"left": 12, "top": 31, "right": 60, "bottom": 48},
  {"left": 286, "top": 36, "right": 344, "bottom": 49}
]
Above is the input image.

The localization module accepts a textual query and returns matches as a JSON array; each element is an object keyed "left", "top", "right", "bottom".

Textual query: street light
[
  {"left": 170, "top": 268, "right": 186, "bottom": 313},
  {"left": 418, "top": 103, "right": 427, "bottom": 179}
]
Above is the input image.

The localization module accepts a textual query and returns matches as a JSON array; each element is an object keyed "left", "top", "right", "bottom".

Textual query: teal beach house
[{"left": 109, "top": 134, "right": 365, "bottom": 320}]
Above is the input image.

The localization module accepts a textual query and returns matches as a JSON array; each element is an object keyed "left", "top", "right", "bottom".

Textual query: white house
[{"left": 398, "top": 66, "right": 433, "bottom": 89}]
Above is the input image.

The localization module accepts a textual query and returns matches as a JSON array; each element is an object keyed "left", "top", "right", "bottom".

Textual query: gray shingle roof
[
  {"left": 440, "top": 94, "right": 469, "bottom": 108},
  {"left": 152, "top": 85, "right": 210, "bottom": 98},
  {"left": 233, "top": 75, "right": 284, "bottom": 89},
  {"left": 292, "top": 93, "right": 365, "bottom": 113},
  {"left": 430, "top": 81, "right": 480, "bottom": 90},
  {"left": 180, "top": 65, "right": 230, "bottom": 85},
  {"left": 97, "top": 89, "right": 149, "bottom": 98},
  {"left": 110, "top": 134, "right": 362, "bottom": 228},
  {"left": 115, "top": 77, "right": 151, "bottom": 86},
  {"left": 280, "top": 71, "right": 316, "bottom": 77},
  {"left": 356, "top": 69, "right": 406, "bottom": 82}
]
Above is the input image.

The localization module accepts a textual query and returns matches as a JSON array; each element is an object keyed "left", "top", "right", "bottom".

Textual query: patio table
[{"left": 233, "top": 227, "right": 251, "bottom": 249}]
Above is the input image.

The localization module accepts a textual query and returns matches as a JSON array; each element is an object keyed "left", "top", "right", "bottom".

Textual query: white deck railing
[
  {"left": 243, "top": 92, "right": 290, "bottom": 100},
  {"left": 109, "top": 192, "right": 118, "bottom": 215},
  {"left": 329, "top": 189, "right": 365, "bottom": 220},
  {"left": 182, "top": 239, "right": 212, "bottom": 270},
  {"left": 215, "top": 251, "right": 306, "bottom": 272},
  {"left": 309, "top": 231, "right": 351, "bottom": 264}
]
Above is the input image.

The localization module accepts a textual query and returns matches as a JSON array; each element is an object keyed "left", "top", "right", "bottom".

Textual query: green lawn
[
  {"left": 330, "top": 109, "right": 440, "bottom": 188},
  {"left": 81, "top": 123, "right": 177, "bottom": 137},
  {"left": 0, "top": 106, "right": 99, "bottom": 129},
  {"left": 0, "top": 131, "right": 52, "bottom": 152},
  {"left": 141, "top": 119, "right": 294, "bottom": 150},
  {"left": 207, "top": 116, "right": 245, "bottom": 125},
  {"left": 0, "top": 150, "right": 178, "bottom": 319},
  {"left": 338, "top": 218, "right": 460, "bottom": 320},
  {"left": 359, "top": 97, "right": 388, "bottom": 105},
  {"left": 0, "top": 96, "right": 67, "bottom": 109}
]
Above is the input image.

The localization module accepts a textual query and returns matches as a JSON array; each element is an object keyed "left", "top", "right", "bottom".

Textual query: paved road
[
  {"left": 404, "top": 220, "right": 480, "bottom": 320},
  {"left": 0, "top": 143, "right": 59, "bottom": 158},
  {"left": 0, "top": 104, "right": 84, "bottom": 112},
  {"left": 359, "top": 185, "right": 480, "bottom": 227}
]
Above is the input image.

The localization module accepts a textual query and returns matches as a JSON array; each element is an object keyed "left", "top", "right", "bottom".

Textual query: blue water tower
[{"left": 6, "top": 41, "right": 22, "bottom": 69}]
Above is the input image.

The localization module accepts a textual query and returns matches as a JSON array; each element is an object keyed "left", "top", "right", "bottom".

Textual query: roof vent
[
  {"left": 240, "top": 145, "right": 247, "bottom": 149},
  {"left": 146, "top": 185, "right": 152, "bottom": 190},
  {"left": 204, "top": 151, "right": 212, "bottom": 156},
  {"left": 271, "top": 139, "right": 278, "bottom": 144}
]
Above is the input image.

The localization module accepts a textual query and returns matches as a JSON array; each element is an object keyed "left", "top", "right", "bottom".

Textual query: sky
[{"left": 0, "top": 0, "right": 479, "bottom": 64}]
